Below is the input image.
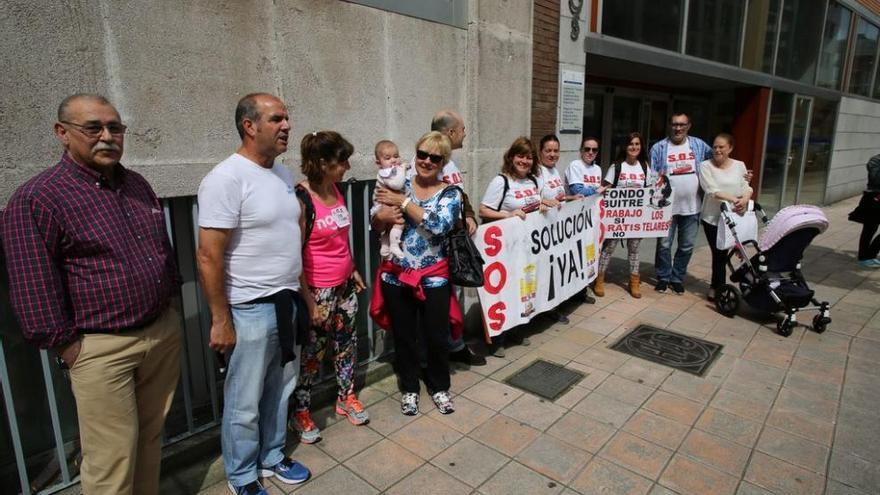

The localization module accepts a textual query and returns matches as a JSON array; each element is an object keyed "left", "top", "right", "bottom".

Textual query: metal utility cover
[
  {"left": 504, "top": 359, "right": 586, "bottom": 400},
  {"left": 610, "top": 325, "right": 723, "bottom": 377}
]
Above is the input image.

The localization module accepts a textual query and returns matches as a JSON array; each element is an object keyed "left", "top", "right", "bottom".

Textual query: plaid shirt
[{"left": 1, "top": 153, "right": 180, "bottom": 349}]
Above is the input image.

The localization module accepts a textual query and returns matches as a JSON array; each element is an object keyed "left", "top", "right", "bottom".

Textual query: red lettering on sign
[
  {"left": 487, "top": 302, "right": 506, "bottom": 331},
  {"left": 483, "top": 262, "right": 507, "bottom": 295},
  {"left": 484, "top": 226, "right": 503, "bottom": 256}
]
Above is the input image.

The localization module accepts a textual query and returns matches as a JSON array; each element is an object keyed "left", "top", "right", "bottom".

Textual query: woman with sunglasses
[
  {"left": 373, "top": 131, "right": 462, "bottom": 416},
  {"left": 478, "top": 136, "right": 549, "bottom": 356},
  {"left": 565, "top": 136, "right": 605, "bottom": 304}
]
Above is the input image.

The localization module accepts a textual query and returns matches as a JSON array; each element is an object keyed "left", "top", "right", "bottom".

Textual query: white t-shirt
[
  {"left": 665, "top": 139, "right": 701, "bottom": 216},
  {"left": 605, "top": 161, "right": 647, "bottom": 188},
  {"left": 481, "top": 174, "right": 541, "bottom": 212},
  {"left": 198, "top": 153, "right": 302, "bottom": 303},
  {"left": 537, "top": 165, "right": 566, "bottom": 201},
  {"left": 406, "top": 157, "right": 464, "bottom": 186},
  {"left": 564, "top": 159, "right": 603, "bottom": 190}
]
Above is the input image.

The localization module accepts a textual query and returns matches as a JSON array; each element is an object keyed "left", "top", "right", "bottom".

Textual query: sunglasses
[
  {"left": 416, "top": 149, "right": 443, "bottom": 164},
  {"left": 581, "top": 147, "right": 599, "bottom": 153}
]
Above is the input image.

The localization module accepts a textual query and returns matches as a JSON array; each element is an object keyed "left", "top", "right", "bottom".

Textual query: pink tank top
[{"left": 303, "top": 186, "right": 354, "bottom": 288}]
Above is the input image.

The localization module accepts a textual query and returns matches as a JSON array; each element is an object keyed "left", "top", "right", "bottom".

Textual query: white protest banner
[
  {"left": 599, "top": 186, "right": 674, "bottom": 240},
  {"left": 474, "top": 196, "right": 601, "bottom": 338}
]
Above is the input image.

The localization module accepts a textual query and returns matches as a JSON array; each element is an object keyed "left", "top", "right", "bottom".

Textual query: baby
[{"left": 375, "top": 140, "right": 407, "bottom": 258}]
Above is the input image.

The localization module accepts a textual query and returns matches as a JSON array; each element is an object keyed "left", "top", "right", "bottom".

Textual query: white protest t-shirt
[
  {"left": 605, "top": 161, "right": 647, "bottom": 189},
  {"left": 406, "top": 158, "right": 464, "bottom": 185},
  {"left": 564, "top": 159, "right": 603, "bottom": 190},
  {"left": 198, "top": 153, "right": 302, "bottom": 303},
  {"left": 481, "top": 174, "right": 541, "bottom": 212},
  {"left": 665, "top": 139, "right": 701, "bottom": 216},
  {"left": 537, "top": 165, "right": 566, "bottom": 201}
]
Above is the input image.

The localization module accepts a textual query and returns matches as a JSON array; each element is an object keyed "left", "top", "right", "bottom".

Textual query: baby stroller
[{"left": 714, "top": 203, "right": 832, "bottom": 337}]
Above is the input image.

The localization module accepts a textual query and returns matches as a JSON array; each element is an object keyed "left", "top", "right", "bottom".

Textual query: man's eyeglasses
[
  {"left": 581, "top": 147, "right": 599, "bottom": 153},
  {"left": 416, "top": 149, "right": 443, "bottom": 164},
  {"left": 61, "top": 121, "right": 127, "bottom": 137},
  {"left": 670, "top": 122, "right": 690, "bottom": 128}
]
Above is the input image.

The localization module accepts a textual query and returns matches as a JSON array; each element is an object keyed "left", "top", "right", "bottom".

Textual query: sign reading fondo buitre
[{"left": 599, "top": 186, "right": 675, "bottom": 240}]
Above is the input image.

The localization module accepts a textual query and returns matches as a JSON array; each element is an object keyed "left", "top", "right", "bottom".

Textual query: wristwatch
[{"left": 401, "top": 197, "right": 412, "bottom": 211}]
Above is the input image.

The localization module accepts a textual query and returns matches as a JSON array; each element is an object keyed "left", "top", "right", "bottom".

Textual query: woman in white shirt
[
  {"left": 536, "top": 134, "right": 577, "bottom": 206},
  {"left": 698, "top": 133, "right": 752, "bottom": 301},
  {"left": 594, "top": 132, "right": 649, "bottom": 299}
]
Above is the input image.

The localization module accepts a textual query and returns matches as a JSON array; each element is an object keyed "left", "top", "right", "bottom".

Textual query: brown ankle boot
[
  {"left": 594, "top": 273, "right": 605, "bottom": 297},
  {"left": 629, "top": 274, "right": 642, "bottom": 298}
]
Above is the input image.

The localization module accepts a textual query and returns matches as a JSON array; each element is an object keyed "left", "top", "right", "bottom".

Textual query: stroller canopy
[{"left": 759, "top": 205, "right": 829, "bottom": 252}]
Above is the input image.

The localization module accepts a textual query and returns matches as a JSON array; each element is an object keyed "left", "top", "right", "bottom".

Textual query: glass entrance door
[
  {"left": 759, "top": 92, "right": 814, "bottom": 213},
  {"left": 782, "top": 96, "right": 814, "bottom": 206}
]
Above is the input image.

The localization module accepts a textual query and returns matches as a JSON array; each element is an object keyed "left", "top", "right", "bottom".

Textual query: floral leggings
[
  {"left": 293, "top": 278, "right": 359, "bottom": 412},
  {"left": 598, "top": 238, "right": 642, "bottom": 275}
]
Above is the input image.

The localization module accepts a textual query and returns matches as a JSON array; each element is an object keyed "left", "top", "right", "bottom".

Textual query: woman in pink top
[{"left": 290, "top": 131, "right": 367, "bottom": 444}]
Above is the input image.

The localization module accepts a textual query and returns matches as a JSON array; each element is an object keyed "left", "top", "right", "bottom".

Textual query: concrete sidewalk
[{"left": 176, "top": 195, "right": 878, "bottom": 495}]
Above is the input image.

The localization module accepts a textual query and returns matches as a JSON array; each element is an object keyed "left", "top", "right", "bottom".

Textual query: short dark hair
[
  {"left": 501, "top": 136, "right": 539, "bottom": 178},
  {"left": 580, "top": 136, "right": 600, "bottom": 149},
  {"left": 539, "top": 134, "right": 559, "bottom": 152},
  {"left": 300, "top": 131, "right": 355, "bottom": 184},
  {"left": 715, "top": 132, "right": 735, "bottom": 148},
  {"left": 430, "top": 110, "right": 460, "bottom": 133},
  {"left": 235, "top": 93, "right": 274, "bottom": 139},
  {"left": 57, "top": 94, "right": 112, "bottom": 121},
  {"left": 669, "top": 111, "right": 690, "bottom": 123}
]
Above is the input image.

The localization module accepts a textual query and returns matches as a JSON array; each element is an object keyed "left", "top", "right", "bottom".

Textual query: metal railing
[{"left": 0, "top": 179, "right": 383, "bottom": 494}]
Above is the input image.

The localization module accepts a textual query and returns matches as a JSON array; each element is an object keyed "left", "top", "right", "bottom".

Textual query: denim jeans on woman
[
  {"left": 222, "top": 302, "right": 300, "bottom": 487},
  {"left": 654, "top": 213, "right": 700, "bottom": 284}
]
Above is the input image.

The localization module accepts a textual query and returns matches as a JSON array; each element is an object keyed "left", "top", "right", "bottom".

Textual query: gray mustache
[{"left": 93, "top": 144, "right": 121, "bottom": 152}]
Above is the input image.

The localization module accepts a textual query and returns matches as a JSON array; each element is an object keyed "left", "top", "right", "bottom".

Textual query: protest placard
[
  {"left": 474, "top": 196, "right": 601, "bottom": 338},
  {"left": 599, "top": 186, "right": 674, "bottom": 240}
]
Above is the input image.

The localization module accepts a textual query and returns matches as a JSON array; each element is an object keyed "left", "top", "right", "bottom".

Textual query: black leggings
[
  {"left": 702, "top": 221, "right": 728, "bottom": 289},
  {"left": 858, "top": 221, "right": 880, "bottom": 261},
  {"left": 382, "top": 281, "right": 451, "bottom": 394}
]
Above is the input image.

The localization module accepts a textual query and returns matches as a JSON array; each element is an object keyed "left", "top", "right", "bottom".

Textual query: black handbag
[{"left": 443, "top": 186, "right": 485, "bottom": 287}]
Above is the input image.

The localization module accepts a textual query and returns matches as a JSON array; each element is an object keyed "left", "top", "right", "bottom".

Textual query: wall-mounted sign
[{"left": 559, "top": 70, "right": 585, "bottom": 134}]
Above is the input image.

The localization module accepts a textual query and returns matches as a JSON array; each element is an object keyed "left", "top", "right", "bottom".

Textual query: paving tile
[
  {"left": 292, "top": 465, "right": 377, "bottom": 495},
  {"left": 501, "top": 393, "right": 567, "bottom": 431},
  {"left": 775, "top": 387, "right": 838, "bottom": 419},
  {"left": 694, "top": 407, "right": 762, "bottom": 447},
  {"left": 558, "top": 327, "right": 605, "bottom": 347},
  {"left": 643, "top": 390, "right": 704, "bottom": 425},
  {"left": 720, "top": 376, "right": 779, "bottom": 404},
  {"left": 388, "top": 415, "right": 463, "bottom": 460},
  {"left": 726, "top": 359, "right": 787, "bottom": 386},
  {"left": 538, "top": 336, "right": 588, "bottom": 359},
  {"left": 426, "top": 395, "right": 495, "bottom": 434},
  {"left": 573, "top": 346, "right": 631, "bottom": 372},
  {"left": 461, "top": 379, "right": 523, "bottom": 411},
  {"left": 658, "top": 454, "right": 739, "bottom": 495},
  {"left": 735, "top": 481, "right": 775, "bottom": 495},
  {"left": 744, "top": 452, "right": 826, "bottom": 495},
  {"left": 363, "top": 396, "right": 422, "bottom": 436},
  {"left": 648, "top": 484, "right": 679, "bottom": 495},
  {"left": 659, "top": 371, "right": 718, "bottom": 404},
  {"left": 789, "top": 355, "right": 846, "bottom": 385},
  {"left": 546, "top": 410, "right": 617, "bottom": 453},
  {"left": 569, "top": 457, "right": 653, "bottom": 495},
  {"left": 622, "top": 409, "right": 690, "bottom": 450},
  {"left": 755, "top": 426, "right": 829, "bottom": 474},
  {"left": 449, "top": 368, "right": 484, "bottom": 392},
  {"left": 679, "top": 429, "right": 750, "bottom": 476},
  {"left": 742, "top": 341, "right": 795, "bottom": 369},
  {"left": 553, "top": 384, "right": 591, "bottom": 408},
  {"left": 515, "top": 433, "right": 592, "bottom": 483},
  {"left": 565, "top": 362, "right": 612, "bottom": 390},
  {"left": 614, "top": 359, "right": 673, "bottom": 387},
  {"left": 783, "top": 370, "right": 842, "bottom": 402},
  {"left": 431, "top": 437, "right": 509, "bottom": 488},
  {"left": 315, "top": 421, "right": 382, "bottom": 462},
  {"left": 572, "top": 391, "right": 639, "bottom": 428},
  {"left": 384, "top": 463, "right": 471, "bottom": 495},
  {"left": 825, "top": 479, "right": 872, "bottom": 495},
  {"left": 283, "top": 443, "right": 338, "bottom": 481},
  {"left": 470, "top": 413, "right": 540, "bottom": 457},
  {"left": 480, "top": 461, "right": 564, "bottom": 495},
  {"left": 598, "top": 431, "right": 674, "bottom": 480},
  {"left": 708, "top": 389, "right": 771, "bottom": 422},
  {"left": 345, "top": 439, "right": 424, "bottom": 491},
  {"left": 594, "top": 374, "right": 656, "bottom": 407},
  {"left": 764, "top": 408, "right": 835, "bottom": 446},
  {"left": 834, "top": 418, "right": 880, "bottom": 463}
]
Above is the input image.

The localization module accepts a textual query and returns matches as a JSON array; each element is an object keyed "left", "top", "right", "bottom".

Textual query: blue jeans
[
  {"left": 655, "top": 213, "right": 700, "bottom": 284},
  {"left": 222, "top": 302, "right": 300, "bottom": 487}
]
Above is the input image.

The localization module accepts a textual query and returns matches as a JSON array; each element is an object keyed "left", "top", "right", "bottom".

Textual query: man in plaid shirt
[{"left": 1, "top": 94, "right": 181, "bottom": 494}]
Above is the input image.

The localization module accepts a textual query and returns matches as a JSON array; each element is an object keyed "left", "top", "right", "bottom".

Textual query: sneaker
[
  {"left": 431, "top": 391, "right": 455, "bottom": 414},
  {"left": 289, "top": 410, "right": 321, "bottom": 444},
  {"left": 401, "top": 392, "right": 419, "bottom": 416},
  {"left": 336, "top": 394, "right": 370, "bottom": 425},
  {"left": 858, "top": 259, "right": 880, "bottom": 268},
  {"left": 671, "top": 282, "right": 685, "bottom": 295},
  {"left": 259, "top": 457, "right": 310, "bottom": 485},
  {"left": 655, "top": 280, "right": 668, "bottom": 293},
  {"left": 228, "top": 480, "right": 267, "bottom": 495},
  {"left": 449, "top": 346, "right": 487, "bottom": 366},
  {"left": 491, "top": 344, "right": 506, "bottom": 358}
]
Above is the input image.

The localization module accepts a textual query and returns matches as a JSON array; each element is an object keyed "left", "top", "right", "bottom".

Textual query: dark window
[
  {"left": 848, "top": 17, "right": 880, "bottom": 97},
  {"left": 817, "top": 3, "right": 852, "bottom": 90},
  {"left": 742, "top": 0, "right": 782, "bottom": 73},
  {"left": 775, "top": 0, "right": 826, "bottom": 84},
  {"left": 342, "top": 0, "right": 466, "bottom": 28},
  {"left": 601, "top": 0, "right": 683, "bottom": 52},
  {"left": 685, "top": 0, "right": 745, "bottom": 65}
]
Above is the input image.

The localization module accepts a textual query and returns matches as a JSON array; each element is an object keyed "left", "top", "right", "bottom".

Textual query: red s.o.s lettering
[
  {"left": 487, "top": 302, "right": 506, "bottom": 331},
  {"left": 484, "top": 226, "right": 503, "bottom": 256},
  {"left": 483, "top": 262, "right": 507, "bottom": 295}
]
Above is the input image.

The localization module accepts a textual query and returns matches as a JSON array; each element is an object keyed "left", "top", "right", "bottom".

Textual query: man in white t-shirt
[
  {"left": 197, "top": 93, "right": 310, "bottom": 495},
  {"left": 648, "top": 112, "right": 713, "bottom": 295}
]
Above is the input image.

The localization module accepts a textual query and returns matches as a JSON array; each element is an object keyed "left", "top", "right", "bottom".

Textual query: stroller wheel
[
  {"left": 777, "top": 318, "right": 794, "bottom": 337},
  {"left": 714, "top": 284, "right": 741, "bottom": 318},
  {"left": 812, "top": 314, "right": 831, "bottom": 333}
]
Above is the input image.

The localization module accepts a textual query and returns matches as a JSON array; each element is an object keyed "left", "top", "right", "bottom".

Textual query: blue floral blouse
[{"left": 382, "top": 179, "right": 462, "bottom": 288}]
